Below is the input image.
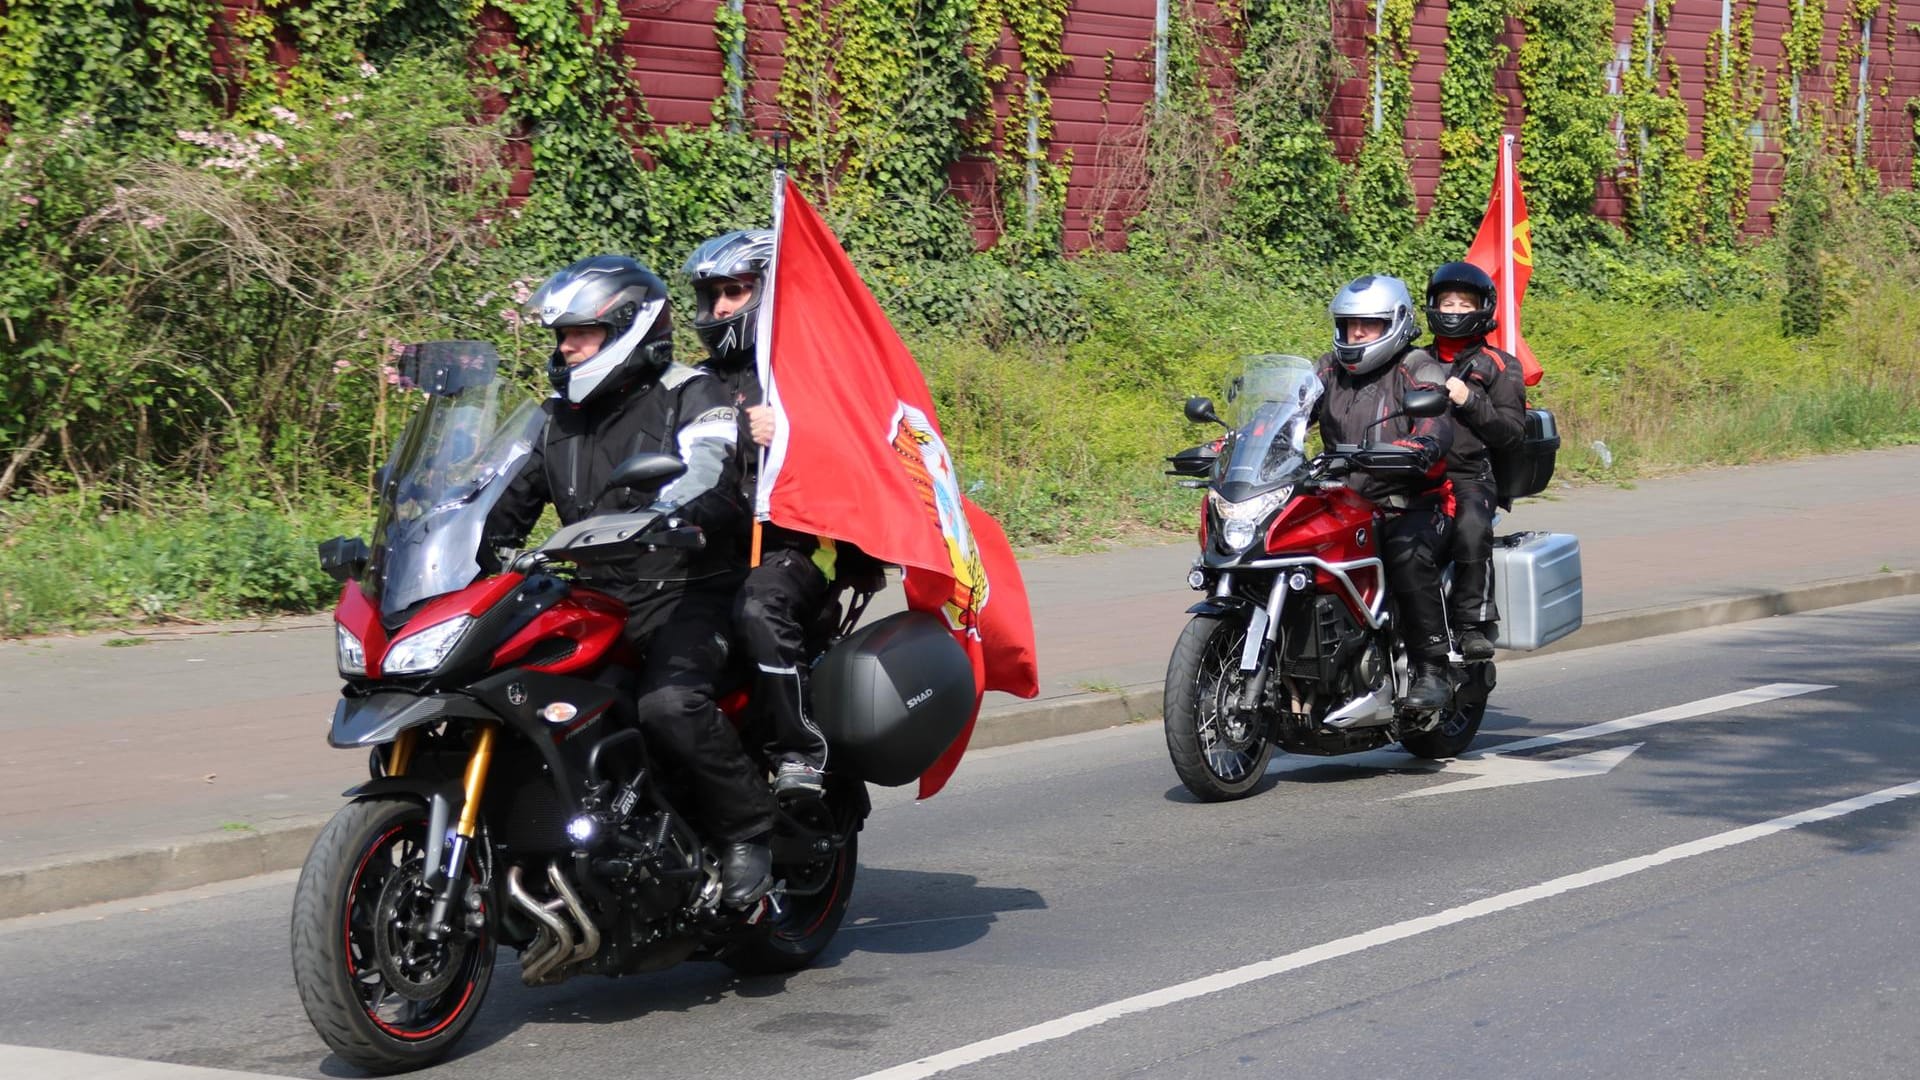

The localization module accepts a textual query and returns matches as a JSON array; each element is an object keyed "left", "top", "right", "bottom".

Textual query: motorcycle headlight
[
  {"left": 383, "top": 615, "right": 473, "bottom": 676},
  {"left": 1208, "top": 487, "right": 1293, "bottom": 552},
  {"left": 336, "top": 623, "right": 366, "bottom": 676}
]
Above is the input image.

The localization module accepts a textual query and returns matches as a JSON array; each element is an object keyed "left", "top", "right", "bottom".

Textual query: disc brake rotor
[{"left": 372, "top": 864, "right": 466, "bottom": 1001}]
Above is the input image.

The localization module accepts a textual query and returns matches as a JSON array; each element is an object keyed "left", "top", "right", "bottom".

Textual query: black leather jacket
[
  {"left": 1312, "top": 348, "right": 1454, "bottom": 509},
  {"left": 485, "top": 362, "right": 749, "bottom": 595},
  {"left": 1432, "top": 337, "right": 1525, "bottom": 480}
]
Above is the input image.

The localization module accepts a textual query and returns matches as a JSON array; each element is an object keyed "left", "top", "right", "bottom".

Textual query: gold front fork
[
  {"left": 386, "top": 728, "right": 418, "bottom": 777},
  {"left": 455, "top": 721, "right": 499, "bottom": 838}
]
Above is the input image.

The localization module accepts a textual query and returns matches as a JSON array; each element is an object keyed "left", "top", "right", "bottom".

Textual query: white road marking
[
  {"left": 854, "top": 776, "right": 1920, "bottom": 1080},
  {"left": 0, "top": 1044, "right": 288, "bottom": 1079},
  {"left": 1397, "top": 742, "right": 1644, "bottom": 798},
  {"left": 1262, "top": 681, "right": 1835, "bottom": 784}
]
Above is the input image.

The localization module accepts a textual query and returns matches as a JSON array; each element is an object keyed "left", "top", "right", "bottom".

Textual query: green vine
[
  {"left": 994, "top": 0, "right": 1072, "bottom": 259},
  {"left": 1431, "top": 0, "right": 1512, "bottom": 247},
  {"left": 1515, "top": 0, "right": 1616, "bottom": 234},
  {"left": 1619, "top": 1, "right": 1704, "bottom": 249},
  {"left": 713, "top": 1, "right": 749, "bottom": 126},
  {"left": 1346, "top": 0, "right": 1416, "bottom": 250},
  {"left": 1225, "top": 0, "right": 1352, "bottom": 261},
  {"left": 1699, "top": 2, "right": 1762, "bottom": 246},
  {"left": 1832, "top": 0, "right": 1888, "bottom": 188},
  {"left": 0, "top": 0, "right": 218, "bottom": 134},
  {"left": 773, "top": 0, "right": 1066, "bottom": 261},
  {"left": 486, "top": 0, "right": 651, "bottom": 265}
]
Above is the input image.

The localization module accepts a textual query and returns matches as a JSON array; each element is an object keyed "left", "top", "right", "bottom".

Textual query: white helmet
[{"left": 1329, "top": 275, "right": 1418, "bottom": 376}]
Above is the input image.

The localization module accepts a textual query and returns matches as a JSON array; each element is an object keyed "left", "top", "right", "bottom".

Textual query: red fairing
[
  {"left": 492, "top": 586, "right": 628, "bottom": 676},
  {"left": 1265, "top": 490, "right": 1371, "bottom": 559},
  {"left": 382, "top": 575, "right": 523, "bottom": 679},
  {"left": 335, "top": 582, "right": 390, "bottom": 677},
  {"left": 1265, "top": 487, "right": 1382, "bottom": 621}
]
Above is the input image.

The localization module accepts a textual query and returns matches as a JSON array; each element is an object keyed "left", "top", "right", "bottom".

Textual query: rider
[
  {"left": 1313, "top": 275, "right": 1456, "bottom": 711},
  {"left": 484, "top": 255, "right": 776, "bottom": 908},
  {"left": 1423, "top": 262, "right": 1525, "bottom": 661},
  {"left": 683, "top": 229, "right": 837, "bottom": 796}
]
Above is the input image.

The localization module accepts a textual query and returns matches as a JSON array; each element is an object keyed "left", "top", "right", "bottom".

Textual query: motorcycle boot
[
  {"left": 758, "top": 665, "right": 828, "bottom": 796},
  {"left": 721, "top": 835, "right": 774, "bottom": 908},
  {"left": 1404, "top": 659, "right": 1452, "bottom": 711},
  {"left": 1458, "top": 624, "right": 1496, "bottom": 662}
]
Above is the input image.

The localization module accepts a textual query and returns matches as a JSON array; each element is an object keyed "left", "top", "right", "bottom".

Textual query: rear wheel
[
  {"left": 291, "top": 797, "right": 493, "bottom": 1074},
  {"left": 1164, "top": 614, "right": 1276, "bottom": 802},
  {"left": 724, "top": 789, "right": 860, "bottom": 975},
  {"left": 1400, "top": 675, "right": 1488, "bottom": 760}
]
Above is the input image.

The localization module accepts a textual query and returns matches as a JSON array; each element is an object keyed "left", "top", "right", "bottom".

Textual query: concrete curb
[
  {"left": 7, "top": 567, "right": 1917, "bottom": 921},
  {"left": 0, "top": 819, "right": 327, "bottom": 920}
]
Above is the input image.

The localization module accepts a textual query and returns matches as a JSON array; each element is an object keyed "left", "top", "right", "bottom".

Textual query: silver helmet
[
  {"left": 683, "top": 229, "right": 775, "bottom": 365},
  {"left": 526, "top": 255, "right": 672, "bottom": 406},
  {"left": 1329, "top": 274, "right": 1418, "bottom": 376}
]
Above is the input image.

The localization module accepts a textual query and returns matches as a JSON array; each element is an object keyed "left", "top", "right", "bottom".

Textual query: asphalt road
[{"left": 3, "top": 595, "right": 1918, "bottom": 1079}]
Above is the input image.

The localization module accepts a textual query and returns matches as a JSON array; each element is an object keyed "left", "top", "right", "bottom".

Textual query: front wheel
[
  {"left": 1164, "top": 614, "right": 1276, "bottom": 802},
  {"left": 291, "top": 796, "right": 494, "bottom": 1074}
]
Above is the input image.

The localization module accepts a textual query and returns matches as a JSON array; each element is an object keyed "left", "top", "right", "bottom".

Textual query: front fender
[
  {"left": 338, "top": 776, "right": 466, "bottom": 894},
  {"left": 328, "top": 691, "right": 498, "bottom": 749},
  {"left": 1186, "top": 596, "right": 1253, "bottom": 617}
]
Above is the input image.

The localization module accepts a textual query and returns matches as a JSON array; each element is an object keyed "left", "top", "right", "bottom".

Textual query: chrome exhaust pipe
[
  {"left": 507, "top": 864, "right": 574, "bottom": 984},
  {"left": 547, "top": 861, "right": 602, "bottom": 965}
]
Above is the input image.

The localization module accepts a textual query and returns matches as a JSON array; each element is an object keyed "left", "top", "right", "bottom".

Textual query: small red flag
[
  {"left": 756, "top": 177, "right": 1040, "bottom": 797},
  {"left": 1464, "top": 134, "right": 1543, "bottom": 386}
]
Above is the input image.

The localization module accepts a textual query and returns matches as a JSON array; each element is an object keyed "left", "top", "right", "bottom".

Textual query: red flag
[
  {"left": 1464, "top": 133, "right": 1543, "bottom": 386},
  {"left": 756, "top": 176, "right": 1040, "bottom": 798}
]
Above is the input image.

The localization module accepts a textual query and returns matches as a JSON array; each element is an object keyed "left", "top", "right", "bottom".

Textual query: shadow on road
[{"left": 312, "top": 866, "right": 1046, "bottom": 1073}]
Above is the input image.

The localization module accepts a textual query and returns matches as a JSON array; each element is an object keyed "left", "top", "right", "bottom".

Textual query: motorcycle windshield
[
  {"left": 1215, "top": 354, "right": 1323, "bottom": 500},
  {"left": 364, "top": 341, "right": 544, "bottom": 620}
]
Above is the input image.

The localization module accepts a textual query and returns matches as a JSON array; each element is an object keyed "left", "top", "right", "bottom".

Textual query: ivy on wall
[
  {"left": 0, "top": 0, "right": 218, "bottom": 133},
  {"left": 1430, "top": 0, "right": 1512, "bottom": 248},
  {"left": 773, "top": 0, "right": 1071, "bottom": 262},
  {"left": 1514, "top": 0, "right": 1615, "bottom": 236},
  {"left": 1226, "top": 0, "right": 1353, "bottom": 261},
  {"left": 1699, "top": 2, "right": 1762, "bottom": 246},
  {"left": 1346, "top": 0, "right": 1417, "bottom": 252},
  {"left": 1618, "top": 0, "right": 1701, "bottom": 250}
]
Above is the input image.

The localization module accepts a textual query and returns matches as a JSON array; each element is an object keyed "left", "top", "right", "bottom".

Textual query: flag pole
[
  {"left": 751, "top": 135, "right": 790, "bottom": 568},
  {"left": 1499, "top": 133, "right": 1517, "bottom": 356}
]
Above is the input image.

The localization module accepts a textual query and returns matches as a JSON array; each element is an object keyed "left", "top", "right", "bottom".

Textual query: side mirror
[
  {"left": 1402, "top": 387, "right": 1449, "bottom": 418},
  {"left": 318, "top": 536, "right": 370, "bottom": 583},
  {"left": 602, "top": 452, "right": 687, "bottom": 499},
  {"left": 1184, "top": 396, "right": 1226, "bottom": 427},
  {"left": 372, "top": 464, "right": 392, "bottom": 493}
]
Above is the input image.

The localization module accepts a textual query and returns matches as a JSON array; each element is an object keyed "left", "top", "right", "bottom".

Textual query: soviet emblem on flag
[{"left": 887, "top": 401, "right": 988, "bottom": 635}]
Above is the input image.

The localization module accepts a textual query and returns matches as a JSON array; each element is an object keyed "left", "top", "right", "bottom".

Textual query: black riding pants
[
  {"left": 1446, "top": 471, "right": 1499, "bottom": 629},
  {"left": 625, "top": 580, "right": 775, "bottom": 843},
  {"left": 1382, "top": 502, "right": 1452, "bottom": 665},
  {"left": 735, "top": 538, "right": 834, "bottom": 768}
]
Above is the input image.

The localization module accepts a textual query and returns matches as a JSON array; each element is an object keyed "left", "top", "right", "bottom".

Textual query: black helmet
[
  {"left": 1423, "top": 261, "right": 1498, "bottom": 340},
  {"left": 682, "top": 229, "right": 774, "bottom": 366},
  {"left": 525, "top": 256, "right": 672, "bottom": 406}
]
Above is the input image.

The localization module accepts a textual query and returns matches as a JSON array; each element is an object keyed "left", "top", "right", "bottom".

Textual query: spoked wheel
[
  {"left": 724, "top": 787, "right": 860, "bottom": 975},
  {"left": 1400, "top": 661, "right": 1491, "bottom": 760},
  {"left": 1164, "top": 614, "right": 1277, "bottom": 802},
  {"left": 291, "top": 797, "right": 494, "bottom": 1074}
]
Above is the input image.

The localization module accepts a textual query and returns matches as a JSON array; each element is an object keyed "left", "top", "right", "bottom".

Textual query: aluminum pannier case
[{"left": 1489, "top": 531, "right": 1583, "bottom": 651}]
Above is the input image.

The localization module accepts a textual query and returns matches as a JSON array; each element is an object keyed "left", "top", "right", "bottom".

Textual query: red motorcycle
[
  {"left": 292, "top": 342, "right": 973, "bottom": 1072},
  {"left": 1161, "top": 354, "right": 1492, "bottom": 801}
]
